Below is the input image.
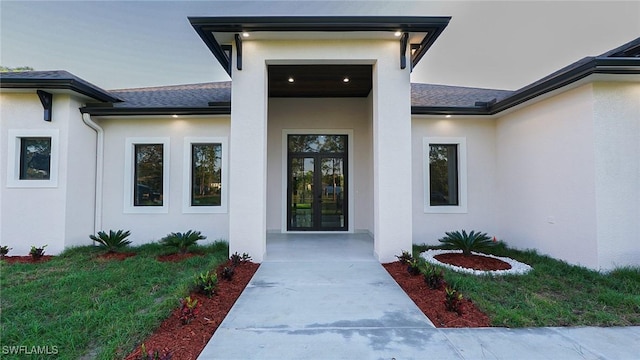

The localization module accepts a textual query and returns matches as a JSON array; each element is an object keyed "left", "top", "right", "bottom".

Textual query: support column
[
  {"left": 372, "top": 55, "right": 413, "bottom": 262},
  {"left": 228, "top": 44, "right": 268, "bottom": 262}
]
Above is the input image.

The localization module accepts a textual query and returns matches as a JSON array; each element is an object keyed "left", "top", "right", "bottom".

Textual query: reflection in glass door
[{"left": 287, "top": 135, "right": 347, "bottom": 231}]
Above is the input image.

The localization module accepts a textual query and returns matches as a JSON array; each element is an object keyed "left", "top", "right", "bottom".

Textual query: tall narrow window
[
  {"left": 134, "top": 144, "right": 164, "bottom": 206},
  {"left": 429, "top": 144, "right": 459, "bottom": 206},
  {"left": 424, "top": 137, "right": 467, "bottom": 213},
  {"left": 19, "top": 137, "right": 51, "bottom": 180},
  {"left": 191, "top": 143, "right": 222, "bottom": 206}
]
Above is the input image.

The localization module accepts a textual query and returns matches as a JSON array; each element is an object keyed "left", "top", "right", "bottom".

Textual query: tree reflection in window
[
  {"left": 20, "top": 137, "right": 51, "bottom": 180},
  {"left": 134, "top": 144, "right": 163, "bottom": 206},
  {"left": 288, "top": 135, "right": 346, "bottom": 153},
  {"left": 191, "top": 143, "right": 222, "bottom": 206},
  {"left": 429, "top": 144, "right": 459, "bottom": 206}
]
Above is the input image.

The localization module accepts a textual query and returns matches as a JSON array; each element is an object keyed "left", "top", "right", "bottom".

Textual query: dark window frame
[
  {"left": 190, "top": 142, "right": 222, "bottom": 207},
  {"left": 428, "top": 143, "right": 459, "bottom": 206},
  {"left": 19, "top": 137, "right": 52, "bottom": 180},
  {"left": 133, "top": 143, "right": 164, "bottom": 207}
]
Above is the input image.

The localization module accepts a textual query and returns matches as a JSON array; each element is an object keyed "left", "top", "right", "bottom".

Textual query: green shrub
[
  {"left": 444, "top": 286, "right": 463, "bottom": 314},
  {"left": 160, "top": 230, "right": 206, "bottom": 254},
  {"left": 179, "top": 296, "right": 199, "bottom": 325},
  {"left": 0, "top": 245, "right": 12, "bottom": 258},
  {"left": 89, "top": 229, "right": 132, "bottom": 253},
  {"left": 406, "top": 258, "right": 421, "bottom": 276},
  {"left": 194, "top": 270, "right": 218, "bottom": 296},
  {"left": 422, "top": 263, "right": 445, "bottom": 290},
  {"left": 395, "top": 250, "right": 413, "bottom": 264},
  {"left": 29, "top": 244, "right": 47, "bottom": 259},
  {"left": 438, "top": 229, "right": 495, "bottom": 256}
]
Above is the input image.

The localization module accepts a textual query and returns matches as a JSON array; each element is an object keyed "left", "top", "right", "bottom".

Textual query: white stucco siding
[
  {"left": 99, "top": 117, "right": 230, "bottom": 245},
  {"left": 411, "top": 117, "right": 498, "bottom": 244},
  {"left": 1, "top": 93, "right": 71, "bottom": 255},
  {"left": 64, "top": 97, "right": 97, "bottom": 249},
  {"left": 496, "top": 84, "right": 599, "bottom": 268},
  {"left": 593, "top": 82, "right": 640, "bottom": 270},
  {"left": 266, "top": 97, "right": 373, "bottom": 233}
]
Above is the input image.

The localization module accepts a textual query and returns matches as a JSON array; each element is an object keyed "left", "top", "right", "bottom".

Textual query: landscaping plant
[
  {"left": 444, "top": 286, "right": 464, "bottom": 315},
  {"left": 29, "top": 244, "right": 47, "bottom": 260},
  {"left": 178, "top": 296, "right": 200, "bottom": 325},
  {"left": 422, "top": 263, "right": 445, "bottom": 290},
  {"left": 194, "top": 270, "right": 218, "bottom": 297},
  {"left": 230, "top": 251, "right": 252, "bottom": 266},
  {"left": 160, "top": 230, "right": 206, "bottom": 254},
  {"left": 0, "top": 245, "right": 11, "bottom": 258},
  {"left": 138, "top": 344, "right": 173, "bottom": 360},
  {"left": 89, "top": 229, "right": 132, "bottom": 253},
  {"left": 406, "top": 258, "right": 421, "bottom": 276},
  {"left": 438, "top": 229, "right": 495, "bottom": 256},
  {"left": 221, "top": 266, "right": 235, "bottom": 281},
  {"left": 395, "top": 250, "right": 413, "bottom": 264}
]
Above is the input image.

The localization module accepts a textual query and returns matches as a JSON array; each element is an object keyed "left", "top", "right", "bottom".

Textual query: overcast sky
[{"left": 1, "top": 1, "right": 638, "bottom": 90}]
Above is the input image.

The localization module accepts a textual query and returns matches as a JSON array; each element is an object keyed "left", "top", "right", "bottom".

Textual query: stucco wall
[
  {"left": 266, "top": 97, "right": 373, "bottom": 233},
  {"left": 98, "top": 116, "right": 230, "bottom": 245},
  {"left": 411, "top": 117, "right": 498, "bottom": 244},
  {"left": 0, "top": 92, "right": 94, "bottom": 255},
  {"left": 495, "top": 84, "right": 599, "bottom": 268},
  {"left": 593, "top": 82, "right": 640, "bottom": 270}
]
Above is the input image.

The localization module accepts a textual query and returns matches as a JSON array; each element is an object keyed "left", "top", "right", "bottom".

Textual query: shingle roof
[
  {"left": 109, "top": 82, "right": 230, "bottom": 108},
  {"left": 0, "top": 70, "right": 120, "bottom": 102},
  {"left": 411, "top": 83, "right": 512, "bottom": 107}
]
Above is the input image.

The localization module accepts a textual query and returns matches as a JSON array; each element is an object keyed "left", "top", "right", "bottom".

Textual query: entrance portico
[{"left": 190, "top": 16, "right": 450, "bottom": 262}]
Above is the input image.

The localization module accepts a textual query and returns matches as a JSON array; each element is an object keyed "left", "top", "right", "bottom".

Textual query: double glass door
[{"left": 287, "top": 135, "right": 347, "bottom": 231}]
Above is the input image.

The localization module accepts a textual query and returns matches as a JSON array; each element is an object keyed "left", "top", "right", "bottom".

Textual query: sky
[{"left": 1, "top": 1, "right": 639, "bottom": 91}]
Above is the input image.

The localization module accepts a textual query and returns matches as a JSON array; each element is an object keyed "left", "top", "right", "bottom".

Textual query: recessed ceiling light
[
  {"left": 242, "top": 32, "right": 250, "bottom": 38},
  {"left": 288, "top": 77, "right": 294, "bottom": 83},
  {"left": 394, "top": 31, "right": 402, "bottom": 37},
  {"left": 172, "top": 114, "right": 179, "bottom": 118},
  {"left": 343, "top": 77, "right": 350, "bottom": 83},
  {"left": 445, "top": 115, "right": 452, "bottom": 118}
]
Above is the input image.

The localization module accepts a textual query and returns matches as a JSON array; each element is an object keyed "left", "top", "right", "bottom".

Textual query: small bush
[
  {"left": 395, "top": 250, "right": 413, "bottom": 264},
  {"left": 89, "top": 229, "right": 132, "bottom": 253},
  {"left": 444, "top": 286, "right": 464, "bottom": 315},
  {"left": 438, "top": 229, "right": 495, "bottom": 256},
  {"left": 422, "top": 264, "right": 445, "bottom": 290},
  {"left": 221, "top": 266, "right": 234, "bottom": 281},
  {"left": 0, "top": 245, "right": 12, "bottom": 258},
  {"left": 407, "top": 258, "right": 421, "bottom": 276},
  {"left": 194, "top": 271, "right": 218, "bottom": 297},
  {"left": 230, "top": 252, "right": 251, "bottom": 266},
  {"left": 138, "top": 344, "right": 172, "bottom": 360},
  {"left": 160, "top": 230, "right": 206, "bottom": 254},
  {"left": 179, "top": 296, "right": 199, "bottom": 325},
  {"left": 29, "top": 245, "right": 47, "bottom": 260}
]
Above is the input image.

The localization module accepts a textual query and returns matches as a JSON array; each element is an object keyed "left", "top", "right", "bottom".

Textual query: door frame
[{"left": 281, "top": 129, "right": 354, "bottom": 233}]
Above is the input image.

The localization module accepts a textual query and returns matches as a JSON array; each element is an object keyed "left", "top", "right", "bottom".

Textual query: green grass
[
  {"left": 414, "top": 243, "right": 640, "bottom": 327},
  {"left": 0, "top": 241, "right": 229, "bottom": 360}
]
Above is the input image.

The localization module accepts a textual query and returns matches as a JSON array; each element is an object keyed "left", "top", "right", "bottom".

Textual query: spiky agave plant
[
  {"left": 90, "top": 230, "right": 132, "bottom": 253},
  {"left": 438, "top": 229, "right": 494, "bottom": 256},
  {"left": 160, "top": 230, "right": 206, "bottom": 254}
]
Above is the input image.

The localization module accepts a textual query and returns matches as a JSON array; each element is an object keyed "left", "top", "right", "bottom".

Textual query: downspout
[{"left": 82, "top": 112, "right": 103, "bottom": 234}]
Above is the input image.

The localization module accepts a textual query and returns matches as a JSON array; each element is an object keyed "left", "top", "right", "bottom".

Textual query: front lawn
[
  {"left": 0, "top": 242, "right": 229, "bottom": 360},
  {"left": 414, "top": 243, "right": 640, "bottom": 327}
]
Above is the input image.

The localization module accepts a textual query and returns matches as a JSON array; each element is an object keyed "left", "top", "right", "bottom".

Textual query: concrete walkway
[{"left": 198, "top": 234, "right": 640, "bottom": 359}]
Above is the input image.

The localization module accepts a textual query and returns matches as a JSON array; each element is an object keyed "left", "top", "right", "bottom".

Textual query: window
[
  {"left": 183, "top": 137, "right": 227, "bottom": 213},
  {"left": 7, "top": 129, "right": 59, "bottom": 188},
  {"left": 423, "top": 137, "right": 467, "bottom": 213},
  {"left": 124, "top": 138, "right": 169, "bottom": 213}
]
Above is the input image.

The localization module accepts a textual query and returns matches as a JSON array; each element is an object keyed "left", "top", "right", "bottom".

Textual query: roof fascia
[
  {"left": 189, "top": 16, "right": 450, "bottom": 76},
  {"left": 80, "top": 105, "right": 231, "bottom": 116},
  {"left": 1, "top": 78, "right": 121, "bottom": 103},
  {"left": 412, "top": 57, "right": 640, "bottom": 116}
]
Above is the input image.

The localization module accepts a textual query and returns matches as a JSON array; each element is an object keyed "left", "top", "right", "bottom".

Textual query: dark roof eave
[
  {"left": 413, "top": 57, "right": 640, "bottom": 116},
  {"left": 80, "top": 106, "right": 231, "bottom": 116},
  {"left": 2, "top": 78, "right": 121, "bottom": 103}
]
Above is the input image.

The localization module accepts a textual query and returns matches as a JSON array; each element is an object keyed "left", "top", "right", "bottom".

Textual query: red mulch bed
[
  {"left": 96, "top": 252, "right": 137, "bottom": 261},
  {"left": 434, "top": 253, "right": 511, "bottom": 271},
  {"left": 124, "top": 261, "right": 259, "bottom": 360},
  {"left": 1, "top": 255, "right": 54, "bottom": 264},
  {"left": 383, "top": 258, "right": 493, "bottom": 328}
]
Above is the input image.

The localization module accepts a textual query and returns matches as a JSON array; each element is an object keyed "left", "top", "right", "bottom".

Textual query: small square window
[{"left": 20, "top": 137, "right": 52, "bottom": 180}]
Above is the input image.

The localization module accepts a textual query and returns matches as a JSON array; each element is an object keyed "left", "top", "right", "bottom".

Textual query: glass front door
[{"left": 287, "top": 135, "right": 347, "bottom": 231}]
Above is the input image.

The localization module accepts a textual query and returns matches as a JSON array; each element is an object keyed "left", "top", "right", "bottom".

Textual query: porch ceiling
[{"left": 268, "top": 65, "right": 372, "bottom": 97}]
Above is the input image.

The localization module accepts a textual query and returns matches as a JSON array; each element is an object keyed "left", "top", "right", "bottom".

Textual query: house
[{"left": 1, "top": 16, "right": 638, "bottom": 271}]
